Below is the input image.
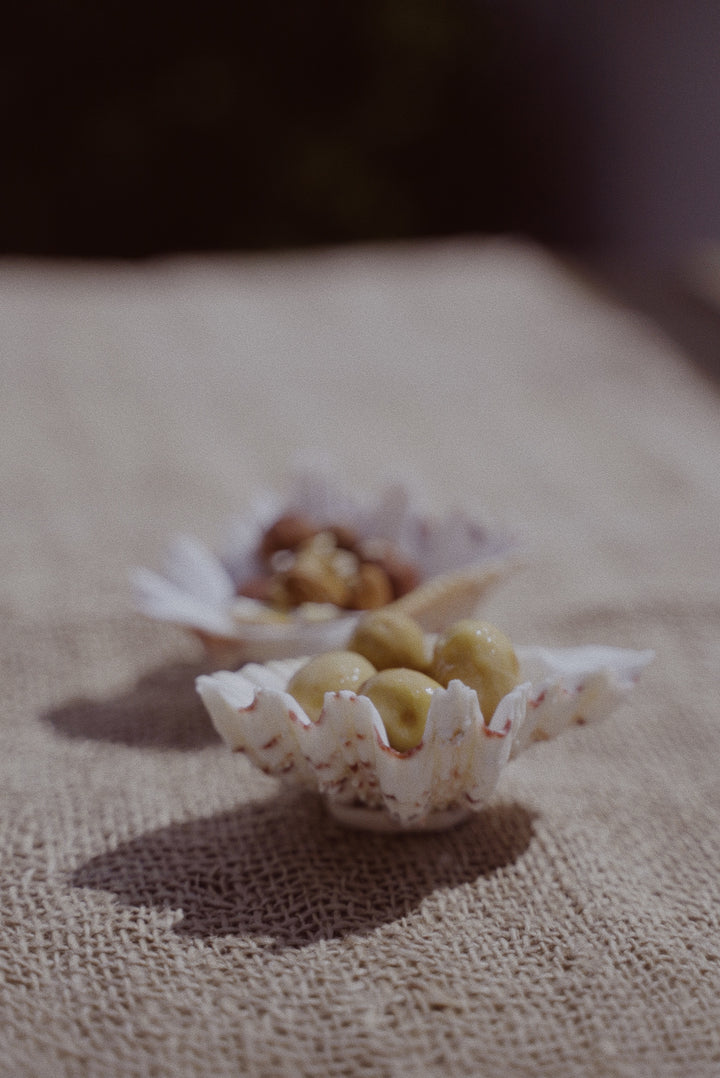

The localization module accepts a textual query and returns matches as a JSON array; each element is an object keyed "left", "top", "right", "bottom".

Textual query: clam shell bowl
[
  {"left": 196, "top": 643, "right": 654, "bottom": 832},
  {"left": 132, "top": 466, "right": 517, "bottom": 664}
]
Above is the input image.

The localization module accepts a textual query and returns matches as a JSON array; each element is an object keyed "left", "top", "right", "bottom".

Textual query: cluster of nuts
[
  {"left": 287, "top": 610, "right": 520, "bottom": 753},
  {"left": 237, "top": 512, "right": 421, "bottom": 613}
]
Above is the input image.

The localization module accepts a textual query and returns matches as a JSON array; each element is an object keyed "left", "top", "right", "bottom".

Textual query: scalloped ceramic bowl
[
  {"left": 196, "top": 642, "right": 654, "bottom": 831},
  {"left": 132, "top": 467, "right": 518, "bottom": 664}
]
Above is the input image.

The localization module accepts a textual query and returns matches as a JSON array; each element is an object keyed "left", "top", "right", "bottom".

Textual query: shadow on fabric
[
  {"left": 71, "top": 788, "right": 536, "bottom": 948},
  {"left": 42, "top": 659, "right": 221, "bottom": 751}
]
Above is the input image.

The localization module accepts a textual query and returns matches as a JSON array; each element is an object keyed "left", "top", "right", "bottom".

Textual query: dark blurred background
[{"left": 3, "top": 1, "right": 720, "bottom": 266}]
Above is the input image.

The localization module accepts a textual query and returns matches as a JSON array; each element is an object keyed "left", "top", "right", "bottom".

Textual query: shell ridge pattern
[
  {"left": 322, "top": 692, "right": 386, "bottom": 807},
  {"left": 510, "top": 645, "right": 654, "bottom": 757},
  {"left": 164, "top": 534, "right": 237, "bottom": 602},
  {"left": 371, "top": 728, "right": 436, "bottom": 825},
  {"left": 197, "top": 643, "right": 653, "bottom": 828},
  {"left": 298, "top": 695, "right": 363, "bottom": 801},
  {"left": 132, "top": 567, "right": 238, "bottom": 637},
  {"left": 462, "top": 683, "right": 528, "bottom": 806},
  {"left": 242, "top": 689, "right": 317, "bottom": 784},
  {"left": 421, "top": 681, "right": 485, "bottom": 812},
  {"left": 238, "top": 660, "right": 298, "bottom": 693},
  {"left": 195, "top": 672, "right": 261, "bottom": 750}
]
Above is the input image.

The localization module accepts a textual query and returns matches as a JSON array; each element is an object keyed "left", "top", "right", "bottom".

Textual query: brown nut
[
  {"left": 383, "top": 556, "right": 421, "bottom": 599},
  {"left": 259, "top": 512, "right": 319, "bottom": 562},
  {"left": 236, "top": 574, "right": 274, "bottom": 602},
  {"left": 356, "top": 538, "right": 420, "bottom": 599},
  {"left": 348, "top": 563, "right": 394, "bottom": 610},
  {"left": 330, "top": 546, "right": 360, "bottom": 583},
  {"left": 326, "top": 523, "right": 358, "bottom": 550},
  {"left": 278, "top": 560, "right": 351, "bottom": 609},
  {"left": 300, "top": 530, "right": 338, "bottom": 559}
]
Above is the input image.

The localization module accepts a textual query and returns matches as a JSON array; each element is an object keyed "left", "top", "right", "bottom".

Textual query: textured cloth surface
[{"left": 1, "top": 240, "right": 720, "bottom": 1077}]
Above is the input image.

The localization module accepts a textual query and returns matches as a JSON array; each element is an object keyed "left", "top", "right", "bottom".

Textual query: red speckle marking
[
  {"left": 262, "top": 735, "right": 280, "bottom": 750},
  {"left": 375, "top": 731, "right": 423, "bottom": 758},
  {"left": 483, "top": 716, "right": 511, "bottom": 739},
  {"left": 530, "top": 690, "right": 546, "bottom": 709}
]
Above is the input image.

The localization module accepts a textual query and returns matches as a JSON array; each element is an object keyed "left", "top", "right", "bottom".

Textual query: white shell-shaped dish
[
  {"left": 196, "top": 643, "right": 654, "bottom": 831},
  {"left": 132, "top": 465, "right": 517, "bottom": 663}
]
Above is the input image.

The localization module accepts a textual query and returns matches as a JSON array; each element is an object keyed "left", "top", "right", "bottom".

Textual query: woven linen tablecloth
[{"left": 2, "top": 240, "right": 719, "bottom": 1078}]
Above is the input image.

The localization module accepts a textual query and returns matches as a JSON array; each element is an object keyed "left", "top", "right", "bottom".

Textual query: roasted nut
[
  {"left": 327, "top": 523, "right": 358, "bottom": 550},
  {"left": 269, "top": 548, "right": 297, "bottom": 574},
  {"left": 349, "top": 609, "right": 428, "bottom": 671},
  {"left": 383, "top": 555, "right": 421, "bottom": 599},
  {"left": 360, "top": 668, "right": 442, "bottom": 752},
  {"left": 287, "top": 650, "right": 377, "bottom": 722},
  {"left": 331, "top": 547, "right": 360, "bottom": 582},
  {"left": 258, "top": 513, "right": 421, "bottom": 613},
  {"left": 236, "top": 574, "right": 274, "bottom": 602},
  {"left": 301, "top": 530, "right": 337, "bottom": 560},
  {"left": 276, "top": 561, "right": 350, "bottom": 609},
  {"left": 430, "top": 619, "right": 519, "bottom": 723},
  {"left": 349, "top": 563, "right": 394, "bottom": 610},
  {"left": 260, "top": 513, "right": 319, "bottom": 562},
  {"left": 356, "top": 538, "right": 420, "bottom": 599}
]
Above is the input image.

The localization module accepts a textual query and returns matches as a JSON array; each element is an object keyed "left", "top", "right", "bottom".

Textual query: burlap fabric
[{"left": 2, "top": 242, "right": 719, "bottom": 1077}]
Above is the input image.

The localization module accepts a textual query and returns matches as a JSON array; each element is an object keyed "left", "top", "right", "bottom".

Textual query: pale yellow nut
[
  {"left": 349, "top": 609, "right": 429, "bottom": 671},
  {"left": 430, "top": 619, "right": 519, "bottom": 723},
  {"left": 287, "top": 651, "right": 377, "bottom": 722},
  {"left": 360, "top": 668, "right": 442, "bottom": 752}
]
